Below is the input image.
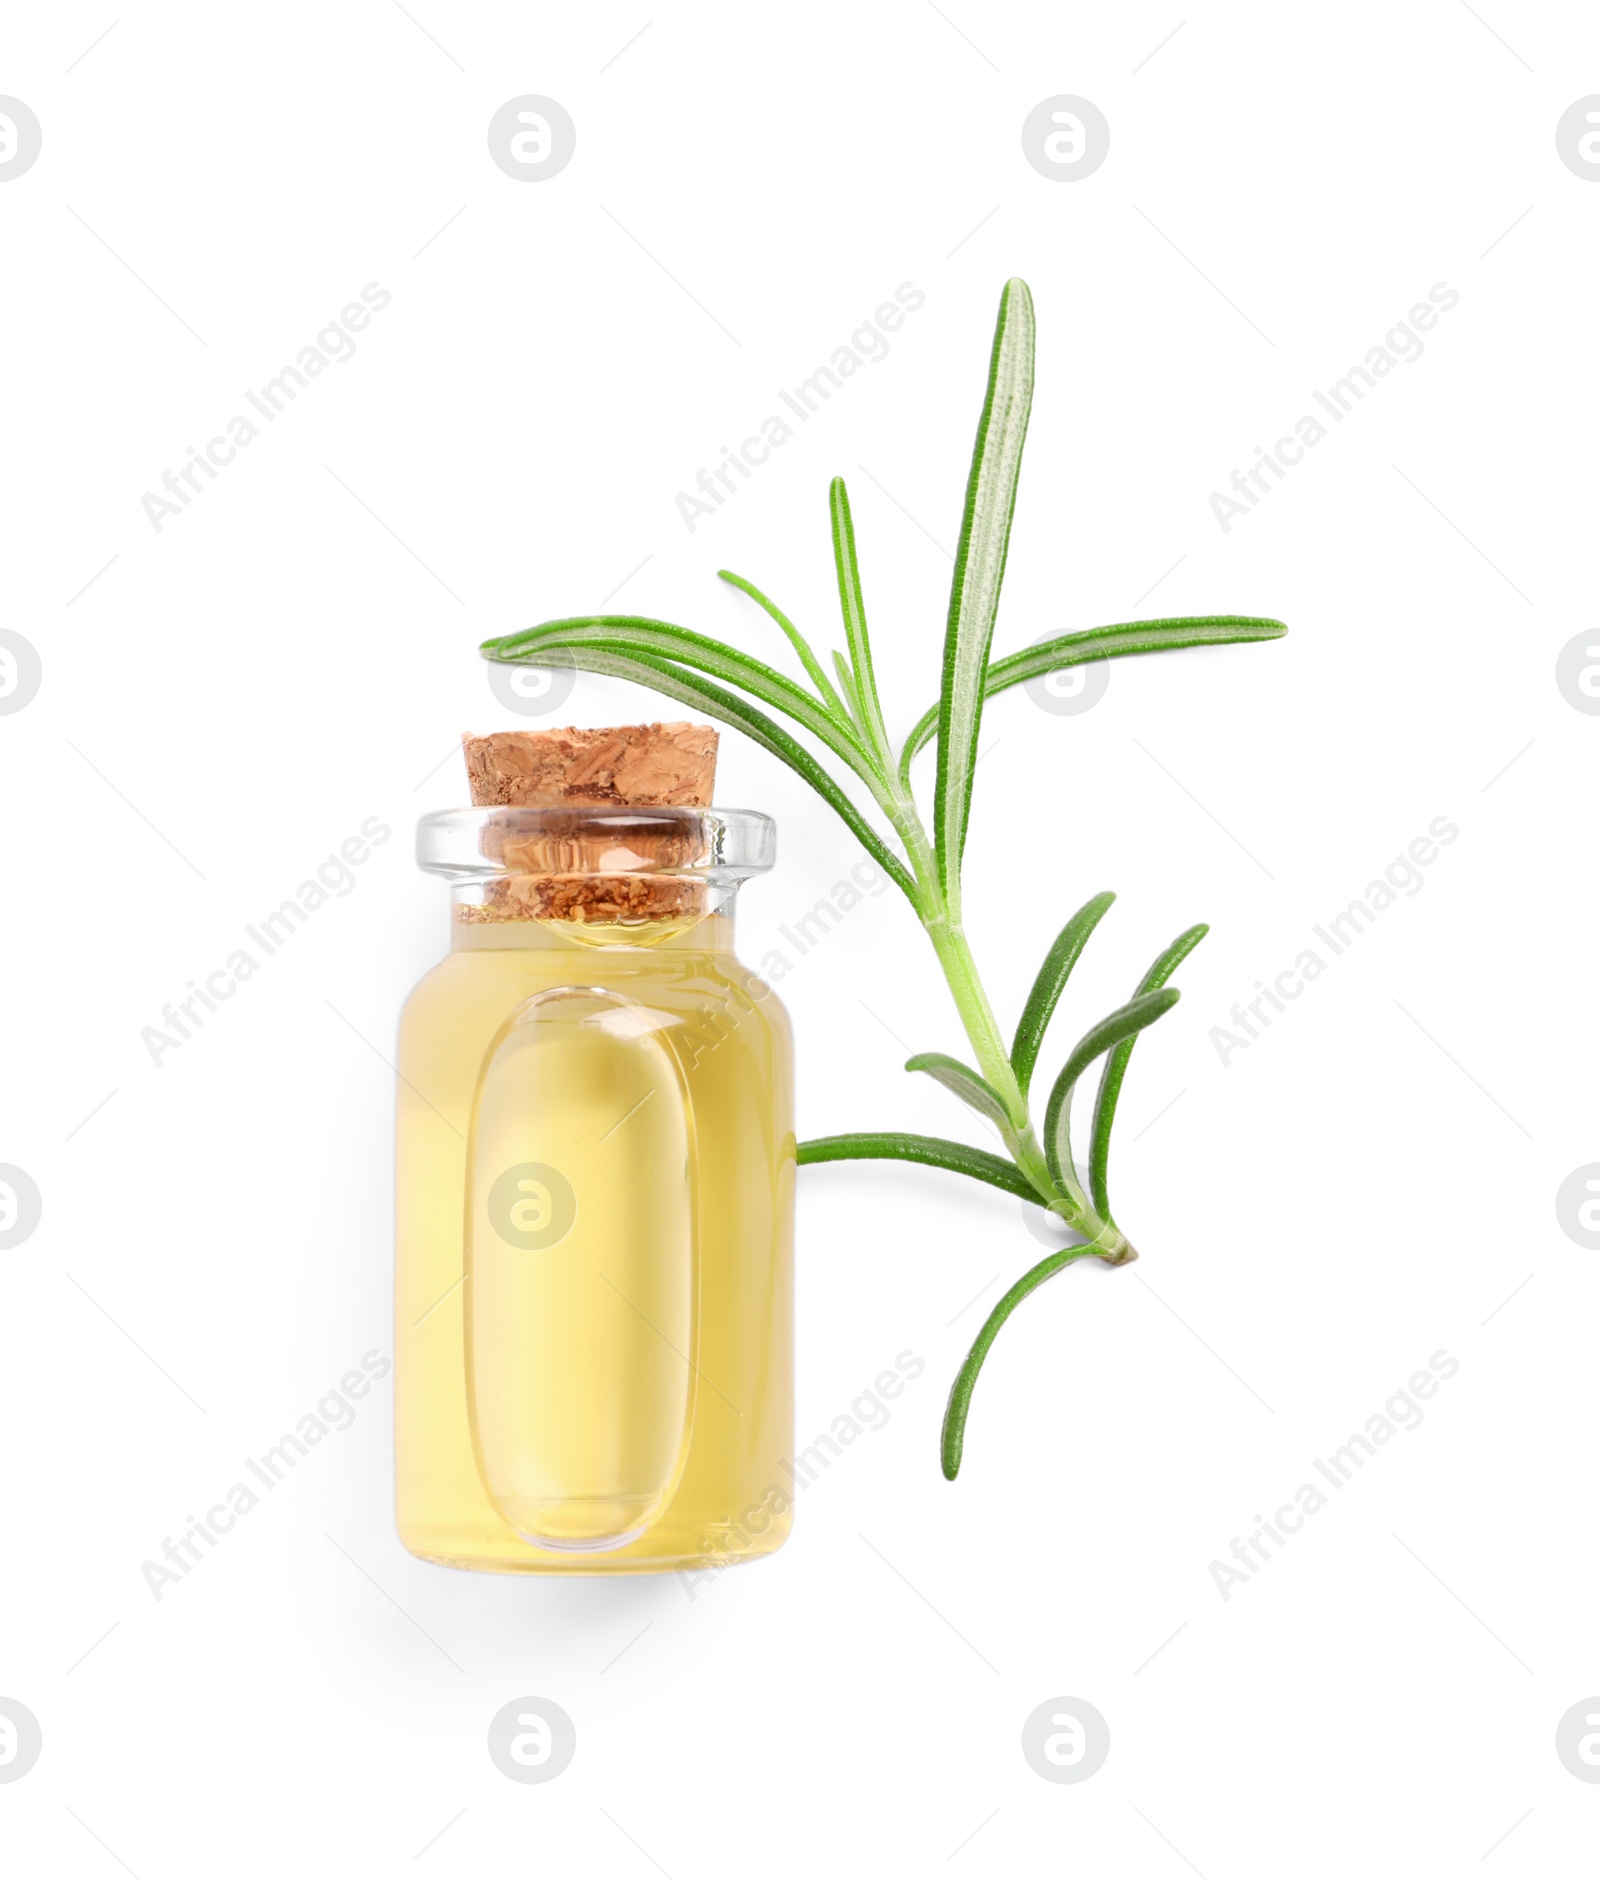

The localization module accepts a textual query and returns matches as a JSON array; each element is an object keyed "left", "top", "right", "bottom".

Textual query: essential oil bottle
[{"left": 395, "top": 723, "right": 795, "bottom": 1572}]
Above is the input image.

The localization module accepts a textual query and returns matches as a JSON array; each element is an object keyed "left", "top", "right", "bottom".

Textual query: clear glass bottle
[{"left": 395, "top": 804, "right": 794, "bottom": 1573}]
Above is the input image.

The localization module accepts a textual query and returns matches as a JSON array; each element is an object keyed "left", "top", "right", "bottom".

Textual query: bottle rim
[{"left": 416, "top": 805, "right": 776, "bottom": 881}]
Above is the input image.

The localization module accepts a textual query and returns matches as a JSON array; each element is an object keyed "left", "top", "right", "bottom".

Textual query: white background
[{"left": 2, "top": 2, "right": 1597, "bottom": 1872}]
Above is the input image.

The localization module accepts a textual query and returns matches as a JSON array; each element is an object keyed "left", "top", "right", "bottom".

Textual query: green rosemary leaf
[
  {"left": 941, "top": 1246, "right": 1094, "bottom": 1479},
  {"left": 934, "top": 278, "right": 1035, "bottom": 912},
  {"left": 480, "top": 636, "right": 916, "bottom": 902},
  {"left": 989, "top": 614, "right": 1288, "bottom": 689},
  {"left": 798, "top": 1132, "right": 1037, "bottom": 1202},
  {"left": 1042, "top": 988, "right": 1180, "bottom": 1191},
  {"left": 1010, "top": 891, "right": 1117, "bottom": 1102},
  {"left": 716, "top": 569, "right": 852, "bottom": 726},
  {"left": 831, "top": 649, "right": 866, "bottom": 729},
  {"left": 904, "top": 1052, "right": 1013, "bottom": 1132},
  {"left": 899, "top": 615, "right": 1289, "bottom": 787},
  {"left": 487, "top": 615, "right": 880, "bottom": 791},
  {"left": 829, "top": 477, "right": 893, "bottom": 771},
  {"left": 1089, "top": 923, "right": 1208, "bottom": 1225}
]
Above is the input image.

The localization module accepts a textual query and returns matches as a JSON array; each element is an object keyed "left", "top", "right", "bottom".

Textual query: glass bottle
[{"left": 394, "top": 803, "right": 794, "bottom": 1573}]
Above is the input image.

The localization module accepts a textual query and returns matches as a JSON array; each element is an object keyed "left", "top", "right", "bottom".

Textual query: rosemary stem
[
  {"left": 923, "top": 872, "right": 1128, "bottom": 1258},
  {"left": 876, "top": 777, "right": 1130, "bottom": 1262}
]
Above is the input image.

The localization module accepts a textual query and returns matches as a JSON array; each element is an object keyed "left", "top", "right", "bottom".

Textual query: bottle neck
[
  {"left": 449, "top": 892, "right": 739, "bottom": 955},
  {"left": 418, "top": 807, "right": 772, "bottom": 947}
]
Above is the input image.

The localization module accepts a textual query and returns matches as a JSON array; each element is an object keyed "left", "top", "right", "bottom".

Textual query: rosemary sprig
[{"left": 481, "top": 278, "right": 1287, "bottom": 1479}]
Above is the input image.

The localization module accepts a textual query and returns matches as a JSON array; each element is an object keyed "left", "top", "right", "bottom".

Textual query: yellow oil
[{"left": 395, "top": 909, "right": 794, "bottom": 1573}]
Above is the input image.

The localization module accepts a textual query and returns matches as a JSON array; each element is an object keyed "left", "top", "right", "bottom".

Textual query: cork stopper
[
  {"left": 460, "top": 722, "right": 719, "bottom": 925},
  {"left": 463, "top": 722, "right": 717, "bottom": 809}
]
